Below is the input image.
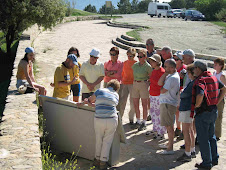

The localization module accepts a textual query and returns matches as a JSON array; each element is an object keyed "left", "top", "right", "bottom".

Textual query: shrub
[{"left": 216, "top": 8, "right": 226, "bottom": 22}]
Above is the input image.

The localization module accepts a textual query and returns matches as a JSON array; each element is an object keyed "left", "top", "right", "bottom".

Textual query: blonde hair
[
  {"left": 127, "top": 48, "right": 136, "bottom": 57},
  {"left": 107, "top": 79, "right": 120, "bottom": 92}
]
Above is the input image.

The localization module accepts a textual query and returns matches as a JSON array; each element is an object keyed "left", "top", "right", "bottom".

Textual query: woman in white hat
[{"left": 16, "top": 47, "right": 46, "bottom": 95}]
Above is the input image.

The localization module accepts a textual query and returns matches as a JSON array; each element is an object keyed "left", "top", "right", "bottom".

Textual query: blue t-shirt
[{"left": 94, "top": 87, "right": 119, "bottom": 118}]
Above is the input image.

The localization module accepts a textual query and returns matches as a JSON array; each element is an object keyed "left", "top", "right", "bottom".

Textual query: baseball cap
[
  {"left": 90, "top": 48, "right": 101, "bottom": 58},
  {"left": 173, "top": 51, "right": 183, "bottom": 60},
  {"left": 25, "top": 47, "right": 35, "bottom": 53},
  {"left": 67, "top": 54, "right": 78, "bottom": 66},
  {"left": 183, "top": 49, "right": 195, "bottom": 57},
  {"left": 194, "top": 61, "right": 207, "bottom": 71},
  {"left": 149, "top": 54, "right": 162, "bottom": 64}
]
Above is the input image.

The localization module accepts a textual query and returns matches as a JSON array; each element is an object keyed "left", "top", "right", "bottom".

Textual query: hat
[
  {"left": 67, "top": 54, "right": 78, "bottom": 66},
  {"left": 25, "top": 47, "right": 35, "bottom": 53},
  {"left": 173, "top": 51, "right": 183, "bottom": 60},
  {"left": 90, "top": 48, "right": 101, "bottom": 58},
  {"left": 194, "top": 61, "right": 207, "bottom": 71},
  {"left": 149, "top": 54, "right": 162, "bottom": 64},
  {"left": 183, "top": 49, "right": 195, "bottom": 58}
]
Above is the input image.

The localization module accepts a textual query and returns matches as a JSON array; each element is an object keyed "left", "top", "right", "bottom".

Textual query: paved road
[{"left": 116, "top": 13, "right": 226, "bottom": 57}]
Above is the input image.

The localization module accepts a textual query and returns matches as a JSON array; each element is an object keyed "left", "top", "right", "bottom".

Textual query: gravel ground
[{"left": 116, "top": 13, "right": 226, "bottom": 57}]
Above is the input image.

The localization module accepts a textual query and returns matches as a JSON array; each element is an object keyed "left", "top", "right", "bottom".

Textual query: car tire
[
  {"left": 167, "top": 16, "right": 169, "bottom": 18},
  {"left": 158, "top": 14, "right": 161, "bottom": 18},
  {"left": 184, "top": 17, "right": 187, "bottom": 21},
  {"left": 174, "top": 15, "right": 176, "bottom": 18},
  {"left": 150, "top": 15, "right": 154, "bottom": 17}
]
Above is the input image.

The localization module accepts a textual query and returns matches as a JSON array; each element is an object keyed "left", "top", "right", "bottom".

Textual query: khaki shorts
[
  {"left": 132, "top": 81, "right": 149, "bottom": 99},
  {"left": 179, "top": 110, "right": 193, "bottom": 123},
  {"left": 160, "top": 103, "right": 176, "bottom": 126}
]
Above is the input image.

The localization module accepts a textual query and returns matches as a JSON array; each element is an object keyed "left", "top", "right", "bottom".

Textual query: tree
[
  {"left": 195, "top": 0, "right": 226, "bottom": 20},
  {"left": 131, "top": 0, "right": 139, "bottom": 13},
  {"left": 185, "top": 0, "right": 196, "bottom": 9},
  {"left": 137, "top": 0, "right": 152, "bottom": 13},
  {"left": 99, "top": 4, "right": 118, "bottom": 14},
  {"left": 117, "top": 0, "right": 132, "bottom": 14},
  {"left": 0, "top": 0, "right": 66, "bottom": 57},
  {"left": 169, "top": 0, "right": 186, "bottom": 9},
  {"left": 84, "top": 4, "right": 97, "bottom": 13}
]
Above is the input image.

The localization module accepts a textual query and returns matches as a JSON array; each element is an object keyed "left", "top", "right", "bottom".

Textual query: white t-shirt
[
  {"left": 160, "top": 72, "right": 180, "bottom": 106},
  {"left": 80, "top": 60, "right": 105, "bottom": 93}
]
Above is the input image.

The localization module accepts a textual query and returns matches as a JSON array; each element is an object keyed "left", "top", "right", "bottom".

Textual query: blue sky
[{"left": 69, "top": 0, "right": 171, "bottom": 11}]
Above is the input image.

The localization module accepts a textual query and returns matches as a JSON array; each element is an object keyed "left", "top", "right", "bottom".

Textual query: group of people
[{"left": 16, "top": 38, "right": 226, "bottom": 169}]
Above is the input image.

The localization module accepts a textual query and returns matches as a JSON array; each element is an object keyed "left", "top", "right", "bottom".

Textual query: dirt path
[{"left": 116, "top": 13, "right": 226, "bottom": 57}]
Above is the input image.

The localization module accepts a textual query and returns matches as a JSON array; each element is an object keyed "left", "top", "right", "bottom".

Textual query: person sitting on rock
[{"left": 16, "top": 47, "right": 46, "bottom": 95}]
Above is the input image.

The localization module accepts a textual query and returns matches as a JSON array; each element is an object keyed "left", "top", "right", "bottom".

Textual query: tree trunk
[{"left": 5, "top": 26, "right": 15, "bottom": 58}]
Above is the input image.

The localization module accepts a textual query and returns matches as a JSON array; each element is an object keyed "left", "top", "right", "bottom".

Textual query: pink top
[{"left": 104, "top": 60, "right": 123, "bottom": 83}]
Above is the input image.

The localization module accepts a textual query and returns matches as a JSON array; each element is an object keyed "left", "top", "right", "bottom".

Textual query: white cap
[
  {"left": 173, "top": 51, "right": 183, "bottom": 60},
  {"left": 90, "top": 48, "right": 101, "bottom": 58},
  {"left": 183, "top": 49, "right": 195, "bottom": 58}
]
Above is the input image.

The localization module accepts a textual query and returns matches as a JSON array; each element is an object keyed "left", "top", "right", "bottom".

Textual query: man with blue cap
[{"left": 52, "top": 54, "right": 79, "bottom": 100}]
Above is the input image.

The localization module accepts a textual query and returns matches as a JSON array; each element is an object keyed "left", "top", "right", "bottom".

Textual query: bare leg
[
  {"left": 182, "top": 123, "right": 191, "bottom": 152},
  {"left": 133, "top": 98, "right": 140, "bottom": 120},
  {"left": 166, "top": 125, "right": 174, "bottom": 151},
  {"left": 73, "top": 96, "right": 79, "bottom": 102},
  {"left": 141, "top": 98, "right": 148, "bottom": 121}
]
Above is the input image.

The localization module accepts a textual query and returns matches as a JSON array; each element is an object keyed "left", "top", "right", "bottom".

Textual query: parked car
[
  {"left": 172, "top": 9, "right": 183, "bottom": 18},
  {"left": 167, "top": 10, "right": 174, "bottom": 18},
  {"left": 148, "top": 2, "right": 171, "bottom": 18},
  {"left": 184, "top": 10, "right": 205, "bottom": 21}
]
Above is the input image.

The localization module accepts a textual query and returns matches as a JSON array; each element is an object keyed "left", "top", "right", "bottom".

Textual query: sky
[{"left": 70, "top": 0, "right": 172, "bottom": 11}]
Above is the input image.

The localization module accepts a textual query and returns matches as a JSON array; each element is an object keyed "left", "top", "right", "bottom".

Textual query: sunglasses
[
  {"left": 90, "top": 55, "right": 98, "bottom": 59},
  {"left": 110, "top": 53, "right": 117, "bottom": 56},
  {"left": 127, "top": 54, "right": 134, "bottom": 58},
  {"left": 146, "top": 44, "right": 153, "bottom": 46},
  {"left": 173, "top": 58, "right": 180, "bottom": 61},
  {"left": 137, "top": 55, "right": 144, "bottom": 58}
]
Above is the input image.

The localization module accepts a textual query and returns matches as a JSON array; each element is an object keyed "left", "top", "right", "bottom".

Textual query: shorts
[
  {"left": 132, "top": 81, "right": 149, "bottom": 99},
  {"left": 71, "top": 84, "right": 80, "bottom": 96},
  {"left": 160, "top": 103, "right": 176, "bottom": 126},
  {"left": 16, "top": 79, "right": 30, "bottom": 89},
  {"left": 179, "top": 110, "right": 193, "bottom": 123}
]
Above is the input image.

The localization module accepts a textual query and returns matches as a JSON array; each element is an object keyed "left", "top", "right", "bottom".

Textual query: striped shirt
[{"left": 94, "top": 87, "right": 119, "bottom": 118}]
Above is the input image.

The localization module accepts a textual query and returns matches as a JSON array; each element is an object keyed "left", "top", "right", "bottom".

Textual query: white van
[{"left": 148, "top": 2, "right": 171, "bottom": 18}]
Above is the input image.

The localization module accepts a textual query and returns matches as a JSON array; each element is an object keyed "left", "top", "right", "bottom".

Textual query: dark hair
[
  {"left": 146, "top": 38, "right": 154, "bottom": 46},
  {"left": 110, "top": 47, "right": 119, "bottom": 55},
  {"left": 214, "top": 58, "right": 225, "bottom": 71},
  {"left": 68, "top": 47, "right": 80, "bottom": 57},
  {"left": 166, "top": 59, "right": 176, "bottom": 68},
  {"left": 107, "top": 79, "right": 120, "bottom": 92},
  {"left": 22, "top": 53, "right": 29, "bottom": 62}
]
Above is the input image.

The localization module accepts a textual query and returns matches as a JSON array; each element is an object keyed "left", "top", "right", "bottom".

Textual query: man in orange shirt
[{"left": 119, "top": 48, "right": 137, "bottom": 124}]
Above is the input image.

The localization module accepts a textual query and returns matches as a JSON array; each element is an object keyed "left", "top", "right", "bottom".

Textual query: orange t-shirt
[{"left": 122, "top": 60, "right": 137, "bottom": 84}]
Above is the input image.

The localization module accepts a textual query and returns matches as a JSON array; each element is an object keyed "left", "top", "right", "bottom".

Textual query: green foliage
[
  {"left": 211, "top": 21, "right": 226, "bottom": 34},
  {"left": 169, "top": 0, "right": 186, "bottom": 9},
  {"left": 71, "top": 9, "right": 97, "bottom": 16},
  {"left": 136, "top": 0, "right": 152, "bottom": 13},
  {"left": 195, "top": 0, "right": 226, "bottom": 20},
  {"left": 84, "top": 4, "right": 97, "bottom": 13},
  {"left": 126, "top": 28, "right": 144, "bottom": 42},
  {"left": 0, "top": 0, "right": 66, "bottom": 56},
  {"left": 185, "top": 0, "right": 196, "bottom": 8},
  {"left": 99, "top": 4, "right": 119, "bottom": 14},
  {"left": 117, "top": 0, "right": 132, "bottom": 14},
  {"left": 131, "top": 0, "right": 139, "bottom": 13},
  {"left": 216, "top": 8, "right": 226, "bottom": 22}
]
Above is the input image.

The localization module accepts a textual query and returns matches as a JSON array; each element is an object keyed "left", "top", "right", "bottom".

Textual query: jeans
[{"left": 195, "top": 108, "right": 219, "bottom": 167}]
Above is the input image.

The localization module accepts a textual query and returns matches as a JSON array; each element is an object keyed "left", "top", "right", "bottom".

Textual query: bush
[
  {"left": 216, "top": 8, "right": 226, "bottom": 22},
  {"left": 195, "top": 0, "right": 226, "bottom": 20}
]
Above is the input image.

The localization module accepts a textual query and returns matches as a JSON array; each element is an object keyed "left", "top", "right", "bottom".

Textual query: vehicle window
[
  {"left": 164, "top": 6, "right": 168, "bottom": 10},
  {"left": 193, "top": 10, "right": 200, "bottom": 15},
  {"left": 157, "top": 5, "right": 164, "bottom": 9}
]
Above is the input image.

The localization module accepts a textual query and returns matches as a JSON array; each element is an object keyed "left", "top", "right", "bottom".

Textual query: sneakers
[
  {"left": 145, "top": 130, "right": 156, "bottom": 136},
  {"left": 174, "top": 128, "right": 181, "bottom": 137},
  {"left": 191, "top": 151, "right": 196, "bottom": 158},
  {"left": 138, "top": 123, "right": 147, "bottom": 131},
  {"left": 100, "top": 161, "right": 108, "bottom": 170},
  {"left": 177, "top": 132, "right": 184, "bottom": 140},
  {"left": 129, "top": 120, "right": 134, "bottom": 125},
  {"left": 195, "top": 163, "right": 212, "bottom": 170},
  {"left": 159, "top": 150, "right": 174, "bottom": 155},
  {"left": 153, "top": 134, "right": 165, "bottom": 140},
  {"left": 176, "top": 153, "right": 191, "bottom": 162},
  {"left": 93, "top": 158, "right": 100, "bottom": 168},
  {"left": 158, "top": 144, "right": 168, "bottom": 149},
  {"left": 147, "top": 115, "right": 152, "bottom": 121}
]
